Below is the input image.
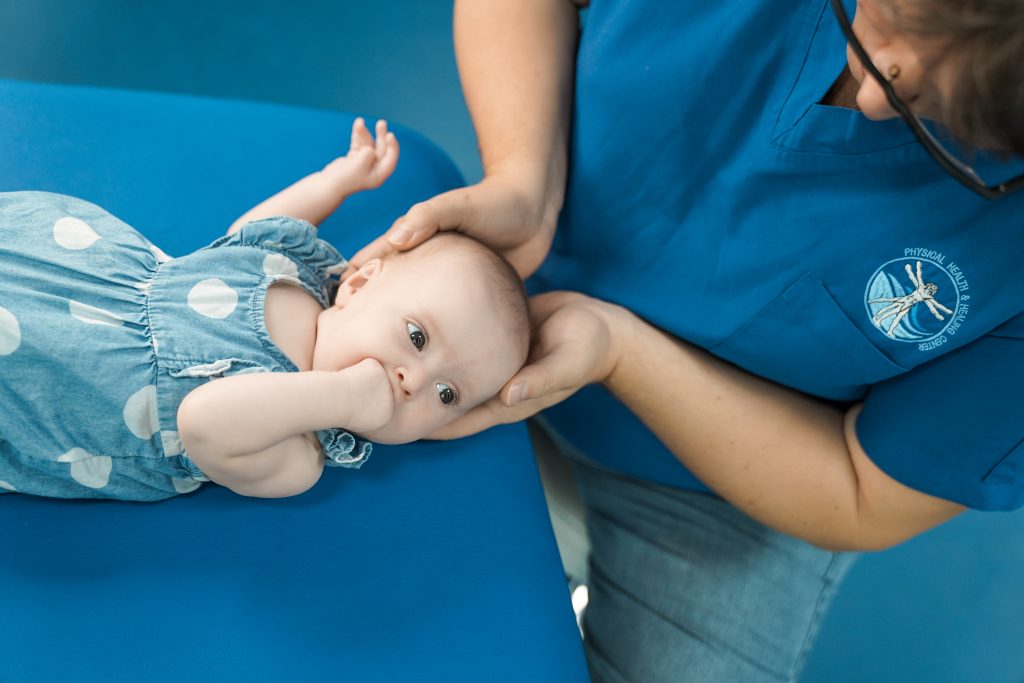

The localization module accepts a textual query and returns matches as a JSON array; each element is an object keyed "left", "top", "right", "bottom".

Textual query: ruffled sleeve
[
  {"left": 317, "top": 428, "right": 373, "bottom": 469},
  {"left": 206, "top": 217, "right": 349, "bottom": 305}
]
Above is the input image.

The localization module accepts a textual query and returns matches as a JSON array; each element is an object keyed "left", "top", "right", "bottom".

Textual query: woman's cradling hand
[{"left": 428, "top": 291, "right": 632, "bottom": 440}]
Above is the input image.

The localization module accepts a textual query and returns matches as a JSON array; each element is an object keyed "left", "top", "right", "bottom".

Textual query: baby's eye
[
  {"left": 407, "top": 321, "right": 426, "bottom": 350},
  {"left": 436, "top": 382, "right": 458, "bottom": 406}
]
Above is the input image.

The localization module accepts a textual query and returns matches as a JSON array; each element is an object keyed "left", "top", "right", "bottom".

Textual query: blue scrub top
[{"left": 534, "top": 0, "right": 1024, "bottom": 511}]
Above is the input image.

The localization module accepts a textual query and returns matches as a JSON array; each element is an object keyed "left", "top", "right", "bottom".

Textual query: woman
[{"left": 352, "top": 1, "right": 1024, "bottom": 680}]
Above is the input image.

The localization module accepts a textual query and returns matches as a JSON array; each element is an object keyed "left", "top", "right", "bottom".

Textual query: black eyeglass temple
[{"left": 828, "top": 0, "right": 1024, "bottom": 199}]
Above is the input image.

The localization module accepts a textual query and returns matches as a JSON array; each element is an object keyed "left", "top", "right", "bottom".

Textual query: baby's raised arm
[
  {"left": 176, "top": 358, "right": 393, "bottom": 497},
  {"left": 228, "top": 118, "right": 399, "bottom": 234}
]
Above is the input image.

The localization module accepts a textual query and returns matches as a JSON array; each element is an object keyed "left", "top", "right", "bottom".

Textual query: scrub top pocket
[{"left": 709, "top": 272, "right": 907, "bottom": 401}]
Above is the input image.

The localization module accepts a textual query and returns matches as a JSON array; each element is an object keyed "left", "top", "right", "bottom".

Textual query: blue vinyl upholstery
[{"left": 0, "top": 79, "right": 588, "bottom": 682}]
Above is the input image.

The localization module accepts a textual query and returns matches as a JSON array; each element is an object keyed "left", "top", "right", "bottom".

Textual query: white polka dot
[
  {"left": 0, "top": 306, "right": 21, "bottom": 355},
  {"left": 160, "top": 430, "right": 183, "bottom": 456},
  {"left": 172, "top": 478, "right": 202, "bottom": 494},
  {"left": 69, "top": 300, "right": 124, "bottom": 327},
  {"left": 0, "top": 479, "right": 16, "bottom": 492},
  {"left": 187, "top": 279, "right": 238, "bottom": 319},
  {"left": 150, "top": 244, "right": 173, "bottom": 263},
  {"left": 263, "top": 253, "right": 299, "bottom": 279},
  {"left": 124, "top": 385, "right": 159, "bottom": 440},
  {"left": 57, "top": 448, "right": 113, "bottom": 489},
  {"left": 53, "top": 216, "right": 101, "bottom": 250}
]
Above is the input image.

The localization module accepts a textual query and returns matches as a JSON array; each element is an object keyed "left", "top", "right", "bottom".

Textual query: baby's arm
[
  {"left": 227, "top": 118, "right": 399, "bottom": 234},
  {"left": 176, "top": 359, "right": 393, "bottom": 497}
]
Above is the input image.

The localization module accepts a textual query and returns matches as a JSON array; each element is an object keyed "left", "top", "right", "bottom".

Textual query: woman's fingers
[
  {"left": 425, "top": 292, "right": 623, "bottom": 440},
  {"left": 387, "top": 188, "right": 478, "bottom": 247},
  {"left": 346, "top": 187, "right": 478, "bottom": 273},
  {"left": 502, "top": 339, "right": 586, "bottom": 407},
  {"left": 345, "top": 176, "right": 554, "bottom": 278},
  {"left": 343, "top": 233, "right": 392, "bottom": 279},
  {"left": 425, "top": 396, "right": 522, "bottom": 440},
  {"left": 508, "top": 292, "right": 619, "bottom": 406}
]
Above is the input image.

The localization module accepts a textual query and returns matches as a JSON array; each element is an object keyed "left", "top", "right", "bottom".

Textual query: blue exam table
[
  {"left": 3, "top": 77, "right": 1024, "bottom": 683},
  {"left": 0, "top": 78, "right": 588, "bottom": 682}
]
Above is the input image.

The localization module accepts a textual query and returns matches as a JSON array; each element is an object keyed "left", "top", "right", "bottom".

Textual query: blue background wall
[
  {"left": 0, "top": 0, "right": 482, "bottom": 182},
  {"left": 2, "top": 1, "right": 1022, "bottom": 680}
]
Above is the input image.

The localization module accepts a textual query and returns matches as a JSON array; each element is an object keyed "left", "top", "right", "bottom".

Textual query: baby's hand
[
  {"left": 339, "top": 357, "right": 395, "bottom": 434},
  {"left": 322, "top": 118, "right": 400, "bottom": 193}
]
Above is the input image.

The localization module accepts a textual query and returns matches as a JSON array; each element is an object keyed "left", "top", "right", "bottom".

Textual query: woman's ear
[{"left": 335, "top": 258, "right": 382, "bottom": 307}]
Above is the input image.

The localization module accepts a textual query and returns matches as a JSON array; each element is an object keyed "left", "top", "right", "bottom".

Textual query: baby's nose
[{"left": 394, "top": 366, "right": 423, "bottom": 399}]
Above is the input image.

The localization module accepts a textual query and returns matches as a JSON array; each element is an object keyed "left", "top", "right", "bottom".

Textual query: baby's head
[{"left": 315, "top": 232, "right": 530, "bottom": 443}]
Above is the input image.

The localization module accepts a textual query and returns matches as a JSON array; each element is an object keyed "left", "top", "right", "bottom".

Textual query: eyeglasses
[{"left": 830, "top": 0, "right": 1024, "bottom": 199}]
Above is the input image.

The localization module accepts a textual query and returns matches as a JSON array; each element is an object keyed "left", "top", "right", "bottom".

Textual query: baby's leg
[{"left": 228, "top": 118, "right": 399, "bottom": 234}]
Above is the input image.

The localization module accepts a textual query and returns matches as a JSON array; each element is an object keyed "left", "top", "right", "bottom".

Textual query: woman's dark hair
[{"left": 885, "top": 0, "right": 1024, "bottom": 155}]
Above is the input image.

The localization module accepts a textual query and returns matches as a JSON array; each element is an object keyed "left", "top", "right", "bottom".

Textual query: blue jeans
[{"left": 530, "top": 419, "right": 857, "bottom": 682}]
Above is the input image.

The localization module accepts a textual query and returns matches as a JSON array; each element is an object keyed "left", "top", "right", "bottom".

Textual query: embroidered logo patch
[{"left": 864, "top": 249, "right": 970, "bottom": 351}]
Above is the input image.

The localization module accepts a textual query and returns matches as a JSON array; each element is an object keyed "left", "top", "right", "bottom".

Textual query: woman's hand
[
  {"left": 428, "top": 291, "right": 632, "bottom": 439},
  {"left": 345, "top": 173, "right": 560, "bottom": 279}
]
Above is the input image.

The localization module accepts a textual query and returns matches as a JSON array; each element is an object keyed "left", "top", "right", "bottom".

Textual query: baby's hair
[{"left": 389, "top": 232, "right": 530, "bottom": 360}]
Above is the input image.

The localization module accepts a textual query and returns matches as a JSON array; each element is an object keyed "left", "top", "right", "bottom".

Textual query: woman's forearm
[
  {"left": 602, "top": 311, "right": 961, "bottom": 550},
  {"left": 454, "top": 0, "right": 580, "bottom": 223}
]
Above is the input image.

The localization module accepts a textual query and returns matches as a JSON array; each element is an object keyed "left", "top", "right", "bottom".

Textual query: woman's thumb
[{"left": 503, "top": 359, "right": 562, "bottom": 407}]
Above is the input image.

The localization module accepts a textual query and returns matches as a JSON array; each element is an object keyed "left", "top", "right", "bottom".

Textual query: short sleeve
[
  {"left": 317, "top": 428, "right": 373, "bottom": 469},
  {"left": 857, "top": 318, "right": 1024, "bottom": 511},
  {"left": 206, "top": 217, "right": 349, "bottom": 304}
]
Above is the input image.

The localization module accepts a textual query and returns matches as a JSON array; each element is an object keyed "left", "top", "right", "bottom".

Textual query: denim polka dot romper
[{"left": 0, "top": 191, "right": 370, "bottom": 501}]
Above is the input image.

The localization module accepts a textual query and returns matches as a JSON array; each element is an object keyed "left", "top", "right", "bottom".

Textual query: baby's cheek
[{"left": 365, "top": 405, "right": 449, "bottom": 445}]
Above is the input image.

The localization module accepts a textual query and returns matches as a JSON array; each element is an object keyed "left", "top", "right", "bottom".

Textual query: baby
[{"left": 0, "top": 119, "right": 529, "bottom": 501}]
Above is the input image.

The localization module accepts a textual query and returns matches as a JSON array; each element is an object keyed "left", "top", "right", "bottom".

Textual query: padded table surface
[{"left": 0, "top": 78, "right": 588, "bottom": 682}]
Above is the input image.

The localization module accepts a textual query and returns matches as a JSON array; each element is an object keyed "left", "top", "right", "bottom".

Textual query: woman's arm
[
  {"left": 177, "top": 359, "right": 393, "bottom": 497},
  {"left": 347, "top": 0, "right": 584, "bottom": 278},
  {"left": 227, "top": 118, "right": 398, "bottom": 234},
  {"left": 604, "top": 307, "right": 965, "bottom": 552},
  {"left": 433, "top": 292, "right": 965, "bottom": 551}
]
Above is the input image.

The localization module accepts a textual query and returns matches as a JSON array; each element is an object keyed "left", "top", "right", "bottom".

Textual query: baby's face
[{"left": 313, "top": 251, "right": 525, "bottom": 444}]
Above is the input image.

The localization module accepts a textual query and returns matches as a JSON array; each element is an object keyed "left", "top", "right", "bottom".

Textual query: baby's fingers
[
  {"left": 350, "top": 117, "right": 374, "bottom": 151},
  {"left": 374, "top": 119, "right": 389, "bottom": 157},
  {"left": 376, "top": 132, "right": 399, "bottom": 176}
]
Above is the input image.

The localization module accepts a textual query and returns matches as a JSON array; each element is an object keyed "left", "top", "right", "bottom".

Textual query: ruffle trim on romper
[
  {"left": 206, "top": 217, "right": 349, "bottom": 304},
  {"left": 317, "top": 429, "right": 373, "bottom": 469}
]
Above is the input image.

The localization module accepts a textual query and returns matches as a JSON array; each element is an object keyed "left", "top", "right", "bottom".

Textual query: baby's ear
[{"left": 335, "top": 258, "right": 382, "bottom": 306}]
